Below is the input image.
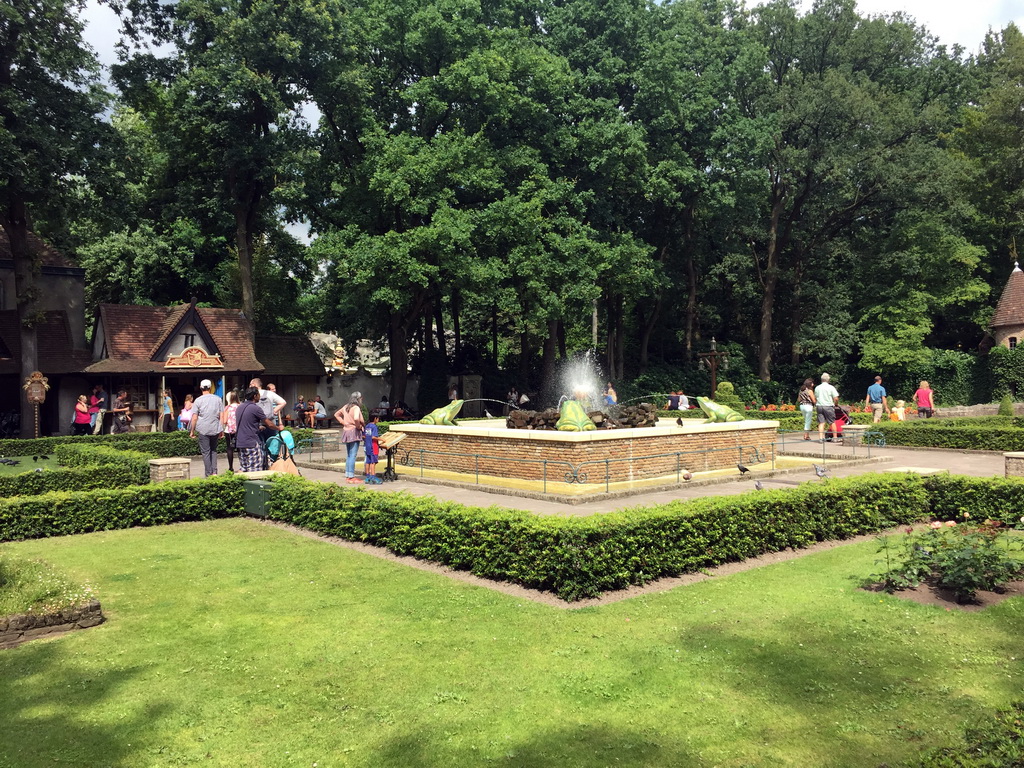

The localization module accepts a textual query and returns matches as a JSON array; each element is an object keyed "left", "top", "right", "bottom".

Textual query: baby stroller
[
  {"left": 826, "top": 405, "right": 850, "bottom": 442},
  {"left": 265, "top": 429, "right": 301, "bottom": 475}
]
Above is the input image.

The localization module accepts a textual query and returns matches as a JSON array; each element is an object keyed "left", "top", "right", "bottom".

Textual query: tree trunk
[
  {"left": 638, "top": 294, "right": 662, "bottom": 374},
  {"left": 388, "top": 312, "right": 410, "bottom": 405},
  {"left": 433, "top": 297, "right": 445, "bottom": 356},
  {"left": 557, "top": 318, "right": 567, "bottom": 359},
  {"left": 451, "top": 289, "right": 461, "bottom": 364},
  {"left": 491, "top": 303, "right": 498, "bottom": 363},
  {"left": 387, "top": 292, "right": 427, "bottom": 404},
  {"left": 541, "top": 317, "right": 558, "bottom": 402},
  {"left": 4, "top": 201, "right": 37, "bottom": 437},
  {"left": 229, "top": 169, "right": 263, "bottom": 328},
  {"left": 758, "top": 178, "right": 787, "bottom": 381}
]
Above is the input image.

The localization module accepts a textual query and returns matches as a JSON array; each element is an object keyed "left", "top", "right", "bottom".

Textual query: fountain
[{"left": 387, "top": 355, "right": 780, "bottom": 490}]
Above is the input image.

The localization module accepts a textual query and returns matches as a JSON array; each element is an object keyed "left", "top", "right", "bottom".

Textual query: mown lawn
[
  {"left": 1, "top": 518, "right": 1021, "bottom": 768},
  {"left": 0, "top": 455, "right": 62, "bottom": 476}
]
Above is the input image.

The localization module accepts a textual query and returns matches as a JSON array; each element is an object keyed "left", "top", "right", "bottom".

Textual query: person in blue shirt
[
  {"left": 363, "top": 413, "right": 382, "bottom": 484},
  {"left": 864, "top": 375, "right": 890, "bottom": 423}
]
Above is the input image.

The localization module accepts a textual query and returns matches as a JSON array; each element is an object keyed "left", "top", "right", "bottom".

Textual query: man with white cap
[{"left": 190, "top": 379, "right": 224, "bottom": 476}]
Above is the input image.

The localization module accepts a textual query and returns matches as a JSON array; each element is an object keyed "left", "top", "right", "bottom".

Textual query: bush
[
  {"left": 264, "top": 473, "right": 931, "bottom": 600},
  {"left": 871, "top": 422, "right": 1024, "bottom": 452},
  {"left": 0, "top": 443, "right": 155, "bottom": 498},
  {"left": 712, "top": 382, "right": 746, "bottom": 411},
  {"left": 1000, "top": 394, "right": 1015, "bottom": 417},
  {"left": 0, "top": 429, "right": 316, "bottom": 460},
  {"left": 0, "top": 475, "right": 245, "bottom": 543},
  {"left": 869, "top": 518, "right": 1024, "bottom": 601},
  {"left": 914, "top": 700, "right": 1024, "bottom": 767}
]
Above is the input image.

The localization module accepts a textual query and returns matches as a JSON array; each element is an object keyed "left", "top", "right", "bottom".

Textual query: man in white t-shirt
[
  {"left": 249, "top": 377, "right": 286, "bottom": 427},
  {"left": 813, "top": 373, "right": 840, "bottom": 442}
]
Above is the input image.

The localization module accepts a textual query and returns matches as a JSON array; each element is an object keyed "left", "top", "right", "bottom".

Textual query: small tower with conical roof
[{"left": 992, "top": 242, "right": 1024, "bottom": 349}]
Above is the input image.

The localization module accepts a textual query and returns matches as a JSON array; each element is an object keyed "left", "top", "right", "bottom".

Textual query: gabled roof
[
  {"left": 255, "top": 334, "right": 328, "bottom": 377},
  {"left": 0, "top": 311, "right": 92, "bottom": 375},
  {"left": 991, "top": 263, "right": 1024, "bottom": 328},
  {"left": 0, "top": 230, "right": 79, "bottom": 269},
  {"left": 86, "top": 303, "right": 262, "bottom": 374}
]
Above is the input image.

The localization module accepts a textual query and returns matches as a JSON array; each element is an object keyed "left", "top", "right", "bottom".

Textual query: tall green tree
[{"left": 0, "top": 0, "right": 108, "bottom": 433}]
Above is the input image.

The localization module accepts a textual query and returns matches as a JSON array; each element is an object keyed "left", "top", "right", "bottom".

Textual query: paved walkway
[{"left": 190, "top": 443, "right": 1007, "bottom": 517}]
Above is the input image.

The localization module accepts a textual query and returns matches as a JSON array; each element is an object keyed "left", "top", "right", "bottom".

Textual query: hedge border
[
  {"left": 0, "top": 475, "right": 245, "bottom": 542},
  {"left": 3, "top": 472, "right": 1022, "bottom": 602},
  {"left": 261, "top": 473, "right": 1016, "bottom": 601},
  {"left": 0, "top": 443, "right": 156, "bottom": 499}
]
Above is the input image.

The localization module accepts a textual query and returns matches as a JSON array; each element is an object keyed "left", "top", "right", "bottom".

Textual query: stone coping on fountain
[{"left": 391, "top": 418, "right": 781, "bottom": 441}]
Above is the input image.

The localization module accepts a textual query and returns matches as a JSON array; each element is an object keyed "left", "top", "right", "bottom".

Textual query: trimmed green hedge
[
  {"left": 3, "top": 471, "right": 1022, "bottom": 601},
  {"left": 870, "top": 422, "right": 1024, "bottom": 451},
  {"left": 0, "top": 475, "right": 245, "bottom": 542},
  {"left": 0, "top": 428, "right": 317, "bottom": 459},
  {"left": 264, "top": 473, "right": 936, "bottom": 600},
  {"left": 0, "top": 443, "right": 156, "bottom": 499}
]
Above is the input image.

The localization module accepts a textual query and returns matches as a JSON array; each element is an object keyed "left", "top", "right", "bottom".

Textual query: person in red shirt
[{"left": 913, "top": 381, "right": 935, "bottom": 418}]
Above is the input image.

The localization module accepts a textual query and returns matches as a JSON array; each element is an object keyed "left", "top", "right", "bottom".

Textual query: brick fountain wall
[{"left": 389, "top": 419, "right": 779, "bottom": 483}]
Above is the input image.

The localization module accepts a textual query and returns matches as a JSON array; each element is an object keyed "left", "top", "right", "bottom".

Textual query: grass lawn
[
  {"left": 1, "top": 519, "right": 1022, "bottom": 768},
  {"left": 0, "top": 455, "right": 62, "bottom": 476}
]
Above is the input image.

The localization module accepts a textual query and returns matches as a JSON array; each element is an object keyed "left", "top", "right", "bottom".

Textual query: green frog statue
[
  {"left": 696, "top": 396, "right": 744, "bottom": 423},
  {"left": 555, "top": 399, "right": 597, "bottom": 431},
  {"left": 419, "top": 399, "right": 464, "bottom": 426}
]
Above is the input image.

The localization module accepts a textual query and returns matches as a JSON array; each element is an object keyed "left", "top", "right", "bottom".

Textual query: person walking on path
[
  {"left": 865, "top": 375, "right": 890, "bottom": 423},
  {"left": 110, "top": 390, "right": 132, "bottom": 434},
  {"left": 235, "top": 387, "right": 279, "bottom": 472},
  {"left": 221, "top": 390, "right": 240, "bottom": 472},
  {"left": 814, "top": 373, "right": 840, "bottom": 442},
  {"left": 335, "top": 392, "right": 365, "bottom": 484},
  {"left": 913, "top": 381, "right": 935, "bottom": 418},
  {"left": 89, "top": 384, "right": 107, "bottom": 434},
  {"left": 190, "top": 379, "right": 224, "bottom": 477},
  {"left": 798, "top": 379, "right": 817, "bottom": 440}
]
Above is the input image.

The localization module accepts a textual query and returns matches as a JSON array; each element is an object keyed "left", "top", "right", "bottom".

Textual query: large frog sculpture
[
  {"left": 697, "top": 396, "right": 744, "bottom": 423},
  {"left": 419, "top": 399, "right": 464, "bottom": 426},
  {"left": 555, "top": 399, "right": 596, "bottom": 431}
]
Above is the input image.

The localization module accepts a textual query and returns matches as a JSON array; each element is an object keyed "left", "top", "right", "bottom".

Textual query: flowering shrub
[{"left": 869, "top": 516, "right": 1024, "bottom": 601}]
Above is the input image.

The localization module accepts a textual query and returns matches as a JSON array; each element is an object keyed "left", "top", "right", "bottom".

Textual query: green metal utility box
[{"left": 243, "top": 479, "right": 276, "bottom": 518}]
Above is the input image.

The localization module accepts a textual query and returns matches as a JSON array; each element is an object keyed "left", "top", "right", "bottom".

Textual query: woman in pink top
[
  {"left": 72, "top": 394, "right": 92, "bottom": 435},
  {"left": 913, "top": 380, "right": 934, "bottom": 418},
  {"left": 221, "top": 390, "right": 240, "bottom": 472},
  {"left": 335, "top": 391, "right": 365, "bottom": 483}
]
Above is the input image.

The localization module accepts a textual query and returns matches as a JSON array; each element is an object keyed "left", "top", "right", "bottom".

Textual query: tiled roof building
[{"left": 991, "top": 263, "right": 1024, "bottom": 350}]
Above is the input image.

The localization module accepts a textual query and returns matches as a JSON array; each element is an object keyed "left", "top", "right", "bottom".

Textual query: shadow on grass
[
  {"left": 0, "top": 640, "right": 167, "bottom": 768},
  {"left": 372, "top": 722, "right": 680, "bottom": 768}
]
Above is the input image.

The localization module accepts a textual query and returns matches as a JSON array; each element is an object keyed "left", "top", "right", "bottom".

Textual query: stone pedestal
[
  {"left": 843, "top": 424, "right": 869, "bottom": 445},
  {"left": 149, "top": 457, "right": 191, "bottom": 483},
  {"left": 1004, "top": 452, "right": 1024, "bottom": 478}
]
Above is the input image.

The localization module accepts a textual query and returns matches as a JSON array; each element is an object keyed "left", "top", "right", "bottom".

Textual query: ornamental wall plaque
[
  {"left": 23, "top": 371, "right": 50, "bottom": 404},
  {"left": 164, "top": 346, "right": 224, "bottom": 368}
]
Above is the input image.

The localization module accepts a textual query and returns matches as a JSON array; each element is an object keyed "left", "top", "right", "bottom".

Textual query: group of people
[
  {"left": 71, "top": 385, "right": 132, "bottom": 435},
  {"left": 798, "top": 374, "right": 936, "bottom": 442}
]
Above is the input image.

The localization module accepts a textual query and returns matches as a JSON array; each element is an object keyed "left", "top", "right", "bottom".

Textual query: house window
[
  {"left": 1010, "top": 337, "right": 1018, "bottom": 350},
  {"left": 115, "top": 377, "right": 149, "bottom": 409},
  {"left": 182, "top": 333, "right": 196, "bottom": 348}
]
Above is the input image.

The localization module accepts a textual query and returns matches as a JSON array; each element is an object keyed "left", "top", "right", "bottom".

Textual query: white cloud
[{"left": 798, "top": 0, "right": 1024, "bottom": 53}]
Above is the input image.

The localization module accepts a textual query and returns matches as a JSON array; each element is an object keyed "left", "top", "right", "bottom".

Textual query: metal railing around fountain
[
  {"left": 774, "top": 429, "right": 882, "bottom": 458},
  {"left": 398, "top": 443, "right": 777, "bottom": 494}
]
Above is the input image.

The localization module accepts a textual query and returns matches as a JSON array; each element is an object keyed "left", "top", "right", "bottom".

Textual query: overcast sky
[
  {"left": 799, "top": 0, "right": 1024, "bottom": 54},
  {"left": 83, "top": 0, "right": 1023, "bottom": 68}
]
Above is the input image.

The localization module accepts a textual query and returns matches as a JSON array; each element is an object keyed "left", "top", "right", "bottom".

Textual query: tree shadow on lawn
[
  {"left": 655, "top": 610, "right": 1024, "bottom": 764},
  {"left": 372, "top": 722, "right": 678, "bottom": 768},
  {"left": 0, "top": 641, "right": 168, "bottom": 768}
]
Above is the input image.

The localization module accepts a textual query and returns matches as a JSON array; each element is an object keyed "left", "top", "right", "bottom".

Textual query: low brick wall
[
  {"left": 390, "top": 421, "right": 778, "bottom": 483},
  {"left": 1005, "top": 452, "right": 1024, "bottom": 478},
  {"left": 0, "top": 600, "right": 104, "bottom": 649}
]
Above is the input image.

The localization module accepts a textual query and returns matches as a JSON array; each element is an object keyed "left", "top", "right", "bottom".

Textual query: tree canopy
[{"left": 12, "top": 0, "right": 1024, "bottom": 403}]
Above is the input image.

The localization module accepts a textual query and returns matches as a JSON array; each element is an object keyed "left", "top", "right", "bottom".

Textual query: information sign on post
[{"left": 23, "top": 371, "right": 50, "bottom": 439}]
